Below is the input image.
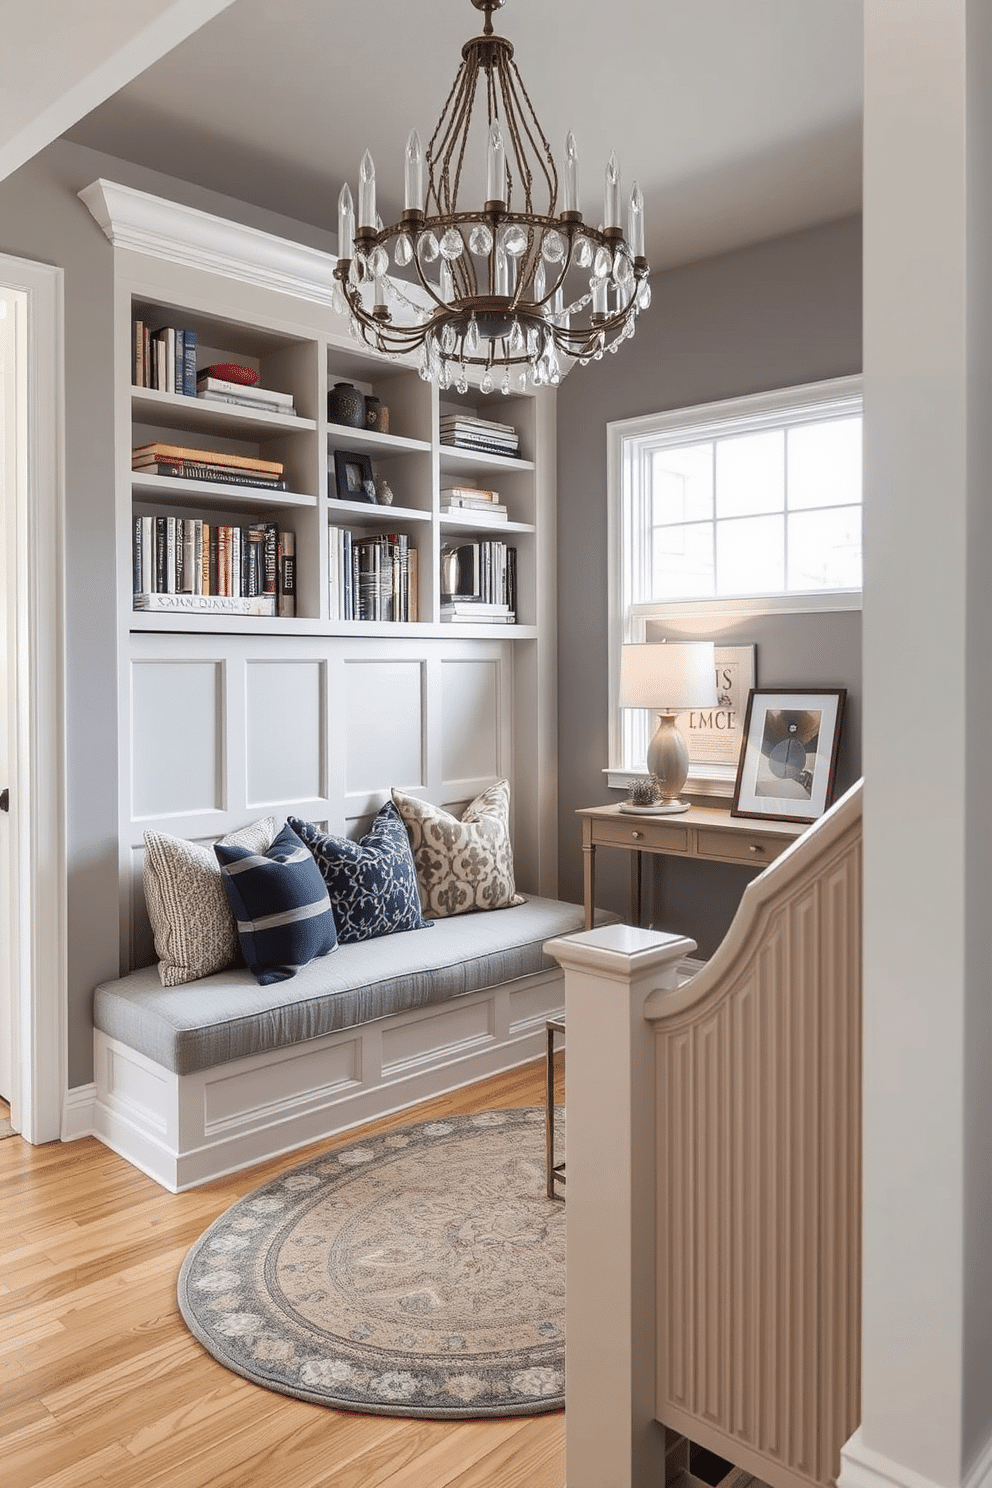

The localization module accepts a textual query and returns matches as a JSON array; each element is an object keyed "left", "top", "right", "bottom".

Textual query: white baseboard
[
  {"left": 840, "top": 1427, "right": 992, "bottom": 1488},
  {"left": 61, "top": 1083, "right": 96, "bottom": 1141}
]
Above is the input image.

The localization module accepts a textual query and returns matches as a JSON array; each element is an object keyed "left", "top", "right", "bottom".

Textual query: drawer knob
[
  {"left": 631, "top": 830, "right": 644, "bottom": 840},
  {"left": 748, "top": 843, "right": 765, "bottom": 854}
]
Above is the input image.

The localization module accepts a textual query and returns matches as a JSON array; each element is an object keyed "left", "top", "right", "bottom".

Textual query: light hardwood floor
[{"left": 2, "top": 1061, "right": 566, "bottom": 1488}]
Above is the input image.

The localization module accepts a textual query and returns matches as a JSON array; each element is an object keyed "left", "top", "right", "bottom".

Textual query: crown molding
[{"left": 78, "top": 178, "right": 338, "bottom": 307}]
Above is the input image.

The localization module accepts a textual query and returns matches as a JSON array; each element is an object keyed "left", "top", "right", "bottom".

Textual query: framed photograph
[
  {"left": 333, "top": 449, "right": 375, "bottom": 502},
  {"left": 732, "top": 688, "right": 846, "bottom": 824},
  {"left": 676, "top": 644, "right": 756, "bottom": 767}
]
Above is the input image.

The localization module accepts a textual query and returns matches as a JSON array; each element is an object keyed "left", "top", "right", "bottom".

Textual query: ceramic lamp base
[{"left": 646, "top": 712, "right": 691, "bottom": 811}]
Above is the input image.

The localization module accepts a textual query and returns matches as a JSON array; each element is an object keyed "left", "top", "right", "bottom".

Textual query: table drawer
[
  {"left": 592, "top": 819, "right": 691, "bottom": 854},
  {"left": 695, "top": 827, "right": 787, "bottom": 866}
]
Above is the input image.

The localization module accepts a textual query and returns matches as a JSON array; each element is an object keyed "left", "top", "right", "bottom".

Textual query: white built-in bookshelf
[
  {"left": 116, "top": 275, "right": 546, "bottom": 637},
  {"left": 81, "top": 177, "right": 559, "bottom": 954}
]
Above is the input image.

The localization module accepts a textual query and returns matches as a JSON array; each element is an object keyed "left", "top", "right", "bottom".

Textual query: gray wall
[
  {"left": 0, "top": 139, "right": 339, "bottom": 1089},
  {"left": 555, "top": 216, "right": 863, "bottom": 952}
]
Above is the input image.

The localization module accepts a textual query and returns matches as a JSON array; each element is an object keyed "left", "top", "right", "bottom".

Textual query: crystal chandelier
[{"left": 333, "top": 0, "right": 651, "bottom": 393}]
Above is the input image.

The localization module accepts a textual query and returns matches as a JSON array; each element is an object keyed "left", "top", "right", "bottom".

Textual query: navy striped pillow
[{"left": 214, "top": 822, "right": 337, "bottom": 986}]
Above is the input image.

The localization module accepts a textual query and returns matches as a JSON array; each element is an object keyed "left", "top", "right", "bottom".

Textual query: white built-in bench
[{"left": 93, "top": 895, "right": 603, "bottom": 1192}]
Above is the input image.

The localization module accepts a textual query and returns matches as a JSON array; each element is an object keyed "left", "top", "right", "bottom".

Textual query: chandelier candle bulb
[
  {"left": 358, "top": 149, "right": 376, "bottom": 229},
  {"left": 629, "top": 182, "right": 645, "bottom": 260},
  {"left": 337, "top": 184, "right": 355, "bottom": 261},
  {"left": 404, "top": 130, "right": 425, "bottom": 213},
  {"left": 564, "top": 131, "right": 580, "bottom": 215},
  {"left": 604, "top": 151, "right": 622, "bottom": 229},
  {"left": 487, "top": 121, "right": 507, "bottom": 206}
]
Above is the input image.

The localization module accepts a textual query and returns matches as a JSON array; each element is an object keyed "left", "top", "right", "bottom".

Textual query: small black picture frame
[{"left": 333, "top": 449, "right": 375, "bottom": 503}]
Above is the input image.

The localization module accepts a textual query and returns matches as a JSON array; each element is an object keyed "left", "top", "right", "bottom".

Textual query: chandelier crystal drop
[{"left": 334, "top": 0, "right": 649, "bottom": 389}]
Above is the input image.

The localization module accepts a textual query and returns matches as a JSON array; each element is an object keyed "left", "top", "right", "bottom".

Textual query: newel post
[{"left": 543, "top": 923, "right": 696, "bottom": 1488}]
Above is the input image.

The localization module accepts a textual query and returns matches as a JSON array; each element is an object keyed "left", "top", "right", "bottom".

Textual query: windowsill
[
  {"left": 630, "top": 589, "right": 862, "bottom": 622},
  {"left": 604, "top": 764, "right": 738, "bottom": 801}
]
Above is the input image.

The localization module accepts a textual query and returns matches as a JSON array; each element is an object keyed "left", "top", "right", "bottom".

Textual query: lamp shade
[{"left": 619, "top": 642, "right": 718, "bottom": 711}]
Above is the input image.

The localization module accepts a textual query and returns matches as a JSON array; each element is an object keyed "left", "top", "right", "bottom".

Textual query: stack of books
[
  {"left": 439, "top": 484, "right": 508, "bottom": 520},
  {"left": 132, "top": 443, "right": 287, "bottom": 491},
  {"left": 440, "top": 539, "right": 516, "bottom": 621},
  {"left": 133, "top": 318, "right": 197, "bottom": 396},
  {"left": 196, "top": 373, "right": 297, "bottom": 417},
  {"left": 132, "top": 517, "right": 295, "bottom": 617},
  {"left": 439, "top": 414, "right": 520, "bottom": 457}
]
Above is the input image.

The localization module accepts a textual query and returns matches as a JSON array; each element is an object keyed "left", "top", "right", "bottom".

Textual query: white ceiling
[{"left": 63, "top": 0, "right": 864, "bottom": 271}]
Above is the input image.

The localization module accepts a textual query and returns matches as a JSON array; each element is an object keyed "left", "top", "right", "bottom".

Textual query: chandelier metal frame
[{"left": 334, "top": 0, "right": 650, "bottom": 391}]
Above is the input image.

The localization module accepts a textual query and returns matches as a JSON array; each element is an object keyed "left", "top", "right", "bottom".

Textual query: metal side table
[{"left": 545, "top": 1017, "right": 566, "bottom": 1200}]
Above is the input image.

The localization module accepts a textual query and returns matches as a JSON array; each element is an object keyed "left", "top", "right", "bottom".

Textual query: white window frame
[{"left": 606, "top": 375, "right": 863, "bottom": 797}]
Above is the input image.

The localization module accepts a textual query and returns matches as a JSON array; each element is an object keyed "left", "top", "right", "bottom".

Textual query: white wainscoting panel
[
  {"left": 245, "top": 657, "right": 326, "bottom": 807},
  {"left": 344, "top": 657, "right": 424, "bottom": 795},
  {"left": 131, "top": 658, "right": 223, "bottom": 819},
  {"left": 123, "top": 634, "right": 520, "bottom": 969},
  {"left": 441, "top": 657, "right": 500, "bottom": 783}
]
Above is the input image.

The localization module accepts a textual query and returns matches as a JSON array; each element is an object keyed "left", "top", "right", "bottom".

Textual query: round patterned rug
[{"left": 177, "top": 1107, "right": 566, "bottom": 1417}]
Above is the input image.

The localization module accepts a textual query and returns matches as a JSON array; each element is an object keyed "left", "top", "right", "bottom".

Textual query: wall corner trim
[{"left": 77, "top": 178, "right": 339, "bottom": 306}]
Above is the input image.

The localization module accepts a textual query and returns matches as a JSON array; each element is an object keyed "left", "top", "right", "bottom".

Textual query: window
[{"left": 608, "top": 376, "right": 862, "bottom": 788}]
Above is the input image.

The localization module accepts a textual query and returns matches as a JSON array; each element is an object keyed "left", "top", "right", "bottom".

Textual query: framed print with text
[
  {"left": 731, "top": 688, "right": 845, "bottom": 823},
  {"left": 676, "top": 644, "right": 756, "bottom": 768}
]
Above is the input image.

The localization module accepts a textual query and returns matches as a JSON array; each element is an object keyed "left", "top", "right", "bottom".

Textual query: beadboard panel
[{"left": 121, "top": 631, "right": 516, "bottom": 969}]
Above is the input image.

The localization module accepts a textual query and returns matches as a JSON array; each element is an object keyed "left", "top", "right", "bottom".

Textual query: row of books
[
  {"left": 441, "top": 540, "right": 517, "bottom": 620},
  {"left": 132, "top": 442, "right": 288, "bottom": 491},
  {"left": 328, "top": 528, "right": 418, "bottom": 623},
  {"left": 133, "top": 319, "right": 198, "bottom": 396},
  {"left": 439, "top": 413, "right": 520, "bottom": 458},
  {"left": 439, "top": 484, "right": 508, "bottom": 521},
  {"left": 132, "top": 516, "right": 296, "bottom": 616}
]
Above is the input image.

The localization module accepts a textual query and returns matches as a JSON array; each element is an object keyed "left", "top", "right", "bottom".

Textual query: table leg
[
  {"left": 582, "top": 842, "right": 596, "bottom": 930},
  {"left": 630, "top": 849, "right": 642, "bottom": 927}
]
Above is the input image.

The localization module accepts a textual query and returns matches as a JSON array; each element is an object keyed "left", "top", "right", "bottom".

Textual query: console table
[{"left": 576, "top": 804, "right": 806, "bottom": 930}]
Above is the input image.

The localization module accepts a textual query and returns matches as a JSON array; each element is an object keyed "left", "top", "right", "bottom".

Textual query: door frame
[{"left": 1, "top": 253, "right": 66, "bottom": 1144}]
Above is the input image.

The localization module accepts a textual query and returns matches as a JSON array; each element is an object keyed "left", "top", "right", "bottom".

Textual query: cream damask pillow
[
  {"left": 390, "top": 780, "right": 525, "bottom": 918},
  {"left": 143, "top": 817, "right": 277, "bottom": 986}
]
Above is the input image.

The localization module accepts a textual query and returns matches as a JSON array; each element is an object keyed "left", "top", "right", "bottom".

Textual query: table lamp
[{"left": 619, "top": 641, "right": 718, "bottom": 813}]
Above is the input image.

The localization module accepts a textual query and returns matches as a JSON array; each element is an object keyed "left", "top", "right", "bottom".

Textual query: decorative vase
[
  {"left": 364, "top": 395, "right": 380, "bottom": 429},
  {"left": 375, "top": 476, "right": 394, "bottom": 505},
  {"left": 327, "top": 381, "right": 365, "bottom": 428}
]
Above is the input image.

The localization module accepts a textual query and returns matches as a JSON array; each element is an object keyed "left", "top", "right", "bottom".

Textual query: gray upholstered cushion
[{"left": 94, "top": 895, "right": 600, "bottom": 1076}]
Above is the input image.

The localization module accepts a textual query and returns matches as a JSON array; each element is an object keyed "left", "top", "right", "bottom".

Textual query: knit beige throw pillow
[
  {"left": 143, "top": 817, "right": 277, "bottom": 986},
  {"left": 390, "top": 780, "right": 525, "bottom": 918}
]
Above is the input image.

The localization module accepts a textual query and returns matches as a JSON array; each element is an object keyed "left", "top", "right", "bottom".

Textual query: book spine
[
  {"left": 263, "top": 523, "right": 278, "bottom": 595},
  {"left": 200, "top": 523, "right": 210, "bottom": 596},
  {"left": 278, "top": 531, "right": 296, "bottom": 617},
  {"left": 166, "top": 516, "right": 177, "bottom": 593},
  {"left": 154, "top": 517, "right": 167, "bottom": 592},
  {"left": 182, "top": 519, "right": 196, "bottom": 594},
  {"left": 141, "top": 516, "right": 154, "bottom": 595},
  {"left": 133, "top": 319, "right": 144, "bottom": 389},
  {"left": 133, "top": 515, "right": 142, "bottom": 594},
  {"left": 173, "top": 329, "right": 184, "bottom": 399},
  {"left": 209, "top": 526, "right": 219, "bottom": 596},
  {"left": 182, "top": 329, "right": 197, "bottom": 396}
]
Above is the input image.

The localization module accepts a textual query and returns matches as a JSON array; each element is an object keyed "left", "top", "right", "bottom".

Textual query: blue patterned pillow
[
  {"left": 214, "top": 822, "right": 338, "bottom": 986},
  {"left": 288, "top": 803, "right": 432, "bottom": 945}
]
